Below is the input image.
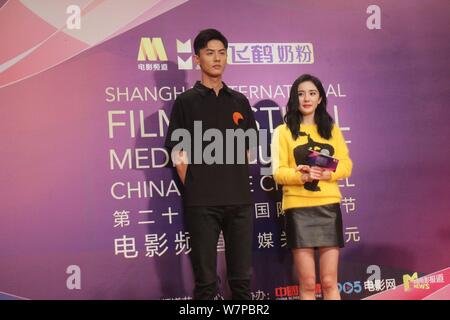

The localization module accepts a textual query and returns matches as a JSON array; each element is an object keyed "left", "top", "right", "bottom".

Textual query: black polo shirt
[{"left": 165, "top": 81, "right": 257, "bottom": 207}]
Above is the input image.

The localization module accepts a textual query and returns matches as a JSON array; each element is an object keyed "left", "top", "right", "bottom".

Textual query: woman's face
[{"left": 297, "top": 81, "right": 322, "bottom": 116}]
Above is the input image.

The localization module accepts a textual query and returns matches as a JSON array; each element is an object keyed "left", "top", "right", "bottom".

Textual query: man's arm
[{"left": 165, "top": 98, "right": 189, "bottom": 184}]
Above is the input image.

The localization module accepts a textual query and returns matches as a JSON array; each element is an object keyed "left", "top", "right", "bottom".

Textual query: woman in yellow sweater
[{"left": 271, "top": 74, "right": 352, "bottom": 300}]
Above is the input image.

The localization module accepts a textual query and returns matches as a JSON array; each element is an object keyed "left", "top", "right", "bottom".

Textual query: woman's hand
[
  {"left": 296, "top": 164, "right": 310, "bottom": 173},
  {"left": 309, "top": 166, "right": 332, "bottom": 181},
  {"left": 296, "top": 165, "right": 312, "bottom": 183}
]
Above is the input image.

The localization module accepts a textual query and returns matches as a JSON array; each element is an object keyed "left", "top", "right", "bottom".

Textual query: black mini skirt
[{"left": 284, "top": 203, "right": 345, "bottom": 249}]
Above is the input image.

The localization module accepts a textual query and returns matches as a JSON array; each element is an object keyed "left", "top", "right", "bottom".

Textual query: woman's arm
[
  {"left": 329, "top": 127, "right": 353, "bottom": 181},
  {"left": 271, "top": 126, "right": 307, "bottom": 185}
]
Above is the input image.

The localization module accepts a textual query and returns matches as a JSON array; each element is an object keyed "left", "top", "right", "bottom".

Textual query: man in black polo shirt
[{"left": 165, "top": 29, "right": 257, "bottom": 300}]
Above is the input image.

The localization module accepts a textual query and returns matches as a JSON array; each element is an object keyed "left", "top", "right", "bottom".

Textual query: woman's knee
[
  {"left": 320, "top": 274, "right": 337, "bottom": 291},
  {"left": 300, "top": 275, "right": 316, "bottom": 291}
]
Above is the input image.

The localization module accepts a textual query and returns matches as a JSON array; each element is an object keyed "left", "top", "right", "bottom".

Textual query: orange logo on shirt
[{"left": 233, "top": 112, "right": 244, "bottom": 125}]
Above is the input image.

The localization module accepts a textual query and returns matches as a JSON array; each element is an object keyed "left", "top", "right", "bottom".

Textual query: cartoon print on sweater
[{"left": 293, "top": 131, "right": 334, "bottom": 192}]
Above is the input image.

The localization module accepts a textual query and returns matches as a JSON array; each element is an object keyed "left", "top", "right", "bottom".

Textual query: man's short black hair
[{"left": 193, "top": 29, "right": 228, "bottom": 55}]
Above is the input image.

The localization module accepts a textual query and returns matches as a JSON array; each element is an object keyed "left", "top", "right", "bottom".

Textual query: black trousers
[{"left": 184, "top": 205, "right": 253, "bottom": 300}]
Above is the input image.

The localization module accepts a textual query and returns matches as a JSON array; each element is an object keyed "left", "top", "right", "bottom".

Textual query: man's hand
[{"left": 173, "top": 150, "right": 188, "bottom": 184}]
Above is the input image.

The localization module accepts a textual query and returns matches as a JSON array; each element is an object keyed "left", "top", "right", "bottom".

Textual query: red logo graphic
[{"left": 233, "top": 112, "right": 244, "bottom": 125}]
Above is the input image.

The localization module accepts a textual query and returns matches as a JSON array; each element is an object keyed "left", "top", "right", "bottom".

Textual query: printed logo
[
  {"left": 137, "top": 37, "right": 169, "bottom": 71},
  {"left": 177, "top": 39, "right": 194, "bottom": 70},
  {"left": 171, "top": 40, "right": 315, "bottom": 70},
  {"left": 228, "top": 43, "right": 314, "bottom": 64},
  {"left": 137, "top": 37, "right": 168, "bottom": 61},
  {"left": 403, "top": 272, "right": 418, "bottom": 291},
  {"left": 233, "top": 112, "right": 244, "bottom": 125}
]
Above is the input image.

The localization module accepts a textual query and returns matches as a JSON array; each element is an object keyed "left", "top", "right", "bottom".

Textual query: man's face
[{"left": 194, "top": 39, "right": 227, "bottom": 78}]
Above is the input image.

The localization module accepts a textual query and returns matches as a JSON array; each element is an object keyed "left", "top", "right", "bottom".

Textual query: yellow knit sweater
[{"left": 271, "top": 123, "right": 353, "bottom": 210}]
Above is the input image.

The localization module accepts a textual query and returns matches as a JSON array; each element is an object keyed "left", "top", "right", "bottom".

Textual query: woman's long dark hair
[{"left": 284, "top": 74, "right": 334, "bottom": 140}]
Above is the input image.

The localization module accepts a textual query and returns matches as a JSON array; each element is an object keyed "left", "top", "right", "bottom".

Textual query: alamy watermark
[{"left": 169, "top": 121, "right": 273, "bottom": 175}]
